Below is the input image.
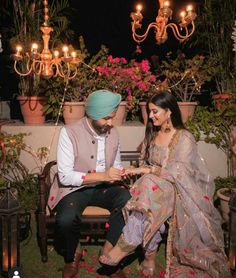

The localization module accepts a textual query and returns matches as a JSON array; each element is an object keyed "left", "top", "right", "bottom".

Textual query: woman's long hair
[{"left": 143, "top": 92, "right": 185, "bottom": 161}]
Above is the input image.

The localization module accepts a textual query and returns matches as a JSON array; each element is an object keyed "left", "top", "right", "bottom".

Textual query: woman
[{"left": 99, "top": 92, "right": 230, "bottom": 277}]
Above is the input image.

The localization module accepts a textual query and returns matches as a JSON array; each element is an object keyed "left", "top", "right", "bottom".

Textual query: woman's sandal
[
  {"left": 99, "top": 253, "right": 119, "bottom": 266},
  {"left": 99, "top": 235, "right": 137, "bottom": 267},
  {"left": 137, "top": 262, "right": 156, "bottom": 277}
]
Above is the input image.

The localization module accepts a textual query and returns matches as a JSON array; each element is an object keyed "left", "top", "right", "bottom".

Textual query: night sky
[{"left": 68, "top": 0, "right": 196, "bottom": 59}]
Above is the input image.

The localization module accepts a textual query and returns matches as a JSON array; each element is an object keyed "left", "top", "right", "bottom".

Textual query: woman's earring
[{"left": 164, "top": 118, "right": 171, "bottom": 133}]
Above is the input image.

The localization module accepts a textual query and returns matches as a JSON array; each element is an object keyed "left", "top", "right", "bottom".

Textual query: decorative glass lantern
[
  {"left": 229, "top": 193, "right": 236, "bottom": 272},
  {"left": 0, "top": 184, "right": 20, "bottom": 276}
]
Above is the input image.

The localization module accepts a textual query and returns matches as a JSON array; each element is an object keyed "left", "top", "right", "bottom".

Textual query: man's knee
[
  {"left": 115, "top": 188, "right": 131, "bottom": 207},
  {"left": 56, "top": 212, "right": 79, "bottom": 232}
]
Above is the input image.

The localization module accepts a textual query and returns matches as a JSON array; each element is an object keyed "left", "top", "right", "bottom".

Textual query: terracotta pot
[
  {"left": 177, "top": 102, "right": 198, "bottom": 123},
  {"left": 113, "top": 101, "right": 127, "bottom": 126},
  {"left": 217, "top": 188, "right": 236, "bottom": 223},
  {"left": 139, "top": 101, "right": 148, "bottom": 125},
  {"left": 63, "top": 101, "right": 85, "bottom": 124},
  {"left": 17, "top": 96, "right": 47, "bottom": 124},
  {"left": 212, "top": 94, "right": 231, "bottom": 110}
]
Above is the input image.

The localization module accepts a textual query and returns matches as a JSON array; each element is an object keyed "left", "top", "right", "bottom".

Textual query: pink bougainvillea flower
[
  {"left": 159, "top": 271, "right": 166, "bottom": 278},
  {"left": 189, "top": 270, "right": 195, "bottom": 276},
  {"left": 141, "top": 59, "right": 150, "bottom": 72},
  {"left": 161, "top": 80, "right": 168, "bottom": 88},
  {"left": 136, "top": 45, "right": 142, "bottom": 54},
  {"left": 105, "top": 223, "right": 110, "bottom": 229},
  {"left": 152, "top": 185, "right": 159, "bottom": 191},
  {"left": 126, "top": 94, "right": 132, "bottom": 101}
]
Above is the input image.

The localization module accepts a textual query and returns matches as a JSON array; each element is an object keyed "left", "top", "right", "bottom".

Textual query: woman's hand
[{"left": 122, "top": 166, "right": 151, "bottom": 176}]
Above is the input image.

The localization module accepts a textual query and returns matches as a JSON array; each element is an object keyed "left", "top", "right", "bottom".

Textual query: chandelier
[
  {"left": 12, "top": 0, "right": 81, "bottom": 80},
  {"left": 130, "top": 0, "right": 197, "bottom": 45}
]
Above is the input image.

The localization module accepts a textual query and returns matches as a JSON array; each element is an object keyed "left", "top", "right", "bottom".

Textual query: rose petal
[
  {"left": 203, "top": 195, "right": 209, "bottom": 201},
  {"left": 152, "top": 185, "right": 159, "bottom": 191}
]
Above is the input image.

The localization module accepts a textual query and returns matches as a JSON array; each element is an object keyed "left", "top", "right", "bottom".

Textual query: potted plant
[
  {"left": 43, "top": 36, "right": 109, "bottom": 124},
  {"left": 187, "top": 105, "right": 236, "bottom": 222},
  {"left": 190, "top": 0, "right": 236, "bottom": 107},
  {"left": 1, "top": 0, "right": 73, "bottom": 124},
  {"left": 159, "top": 51, "right": 218, "bottom": 122},
  {"left": 0, "top": 131, "right": 49, "bottom": 210},
  {"left": 214, "top": 177, "right": 236, "bottom": 223}
]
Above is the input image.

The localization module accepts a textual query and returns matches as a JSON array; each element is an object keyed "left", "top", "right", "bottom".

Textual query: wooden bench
[{"left": 35, "top": 151, "right": 140, "bottom": 262}]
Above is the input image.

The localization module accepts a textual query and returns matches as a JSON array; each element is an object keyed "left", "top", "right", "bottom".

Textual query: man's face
[{"left": 91, "top": 111, "right": 117, "bottom": 134}]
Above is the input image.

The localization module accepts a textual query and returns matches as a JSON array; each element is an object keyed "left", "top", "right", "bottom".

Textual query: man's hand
[{"left": 104, "top": 167, "right": 122, "bottom": 182}]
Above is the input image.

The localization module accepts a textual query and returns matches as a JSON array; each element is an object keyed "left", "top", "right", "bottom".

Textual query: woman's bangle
[{"left": 150, "top": 165, "right": 161, "bottom": 175}]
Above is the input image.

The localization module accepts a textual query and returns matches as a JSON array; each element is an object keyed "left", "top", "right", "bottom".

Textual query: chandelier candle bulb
[
  {"left": 180, "top": 11, "right": 186, "bottom": 18},
  {"left": 136, "top": 4, "right": 142, "bottom": 12},
  {"left": 186, "top": 5, "right": 193, "bottom": 12},
  {"left": 15, "top": 46, "right": 22, "bottom": 56},
  {"left": 31, "top": 43, "right": 38, "bottom": 54},
  {"left": 163, "top": 1, "right": 170, "bottom": 7},
  {"left": 71, "top": 52, "right": 77, "bottom": 58},
  {"left": 62, "top": 46, "right": 69, "bottom": 58},
  {"left": 53, "top": 50, "right": 59, "bottom": 58}
]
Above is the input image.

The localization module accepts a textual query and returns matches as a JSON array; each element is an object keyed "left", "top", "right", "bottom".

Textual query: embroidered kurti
[{"left": 122, "top": 129, "right": 230, "bottom": 278}]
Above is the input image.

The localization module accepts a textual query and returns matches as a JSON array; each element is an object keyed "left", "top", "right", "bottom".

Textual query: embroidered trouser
[
  {"left": 122, "top": 211, "right": 166, "bottom": 253},
  {"left": 55, "top": 183, "right": 131, "bottom": 263}
]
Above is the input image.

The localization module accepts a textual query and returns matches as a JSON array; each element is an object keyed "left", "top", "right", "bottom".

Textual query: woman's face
[{"left": 148, "top": 102, "right": 170, "bottom": 127}]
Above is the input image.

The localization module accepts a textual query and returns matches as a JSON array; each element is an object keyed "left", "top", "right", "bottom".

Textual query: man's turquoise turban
[{"left": 85, "top": 90, "right": 121, "bottom": 120}]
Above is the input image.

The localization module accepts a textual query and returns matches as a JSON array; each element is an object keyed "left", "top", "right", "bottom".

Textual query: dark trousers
[{"left": 55, "top": 183, "right": 131, "bottom": 263}]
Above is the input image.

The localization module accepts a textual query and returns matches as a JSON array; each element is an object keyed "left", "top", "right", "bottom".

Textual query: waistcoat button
[
  {"left": 90, "top": 155, "right": 94, "bottom": 159},
  {"left": 92, "top": 140, "right": 95, "bottom": 144}
]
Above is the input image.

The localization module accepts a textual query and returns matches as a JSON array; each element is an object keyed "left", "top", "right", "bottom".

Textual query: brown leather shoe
[{"left": 62, "top": 244, "right": 82, "bottom": 278}]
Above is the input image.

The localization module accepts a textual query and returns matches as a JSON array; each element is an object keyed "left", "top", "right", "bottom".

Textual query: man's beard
[{"left": 91, "top": 120, "right": 113, "bottom": 134}]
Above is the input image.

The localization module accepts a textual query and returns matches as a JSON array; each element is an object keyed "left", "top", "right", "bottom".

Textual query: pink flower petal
[
  {"left": 204, "top": 195, "right": 209, "bottom": 201},
  {"left": 152, "top": 185, "right": 159, "bottom": 191},
  {"left": 82, "top": 249, "right": 87, "bottom": 257},
  {"left": 105, "top": 223, "right": 110, "bottom": 229}
]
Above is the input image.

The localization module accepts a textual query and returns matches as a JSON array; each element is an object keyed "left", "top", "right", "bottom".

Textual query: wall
[{"left": 1, "top": 122, "right": 228, "bottom": 178}]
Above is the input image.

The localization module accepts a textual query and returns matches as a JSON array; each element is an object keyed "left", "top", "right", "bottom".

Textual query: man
[{"left": 48, "top": 90, "right": 130, "bottom": 278}]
